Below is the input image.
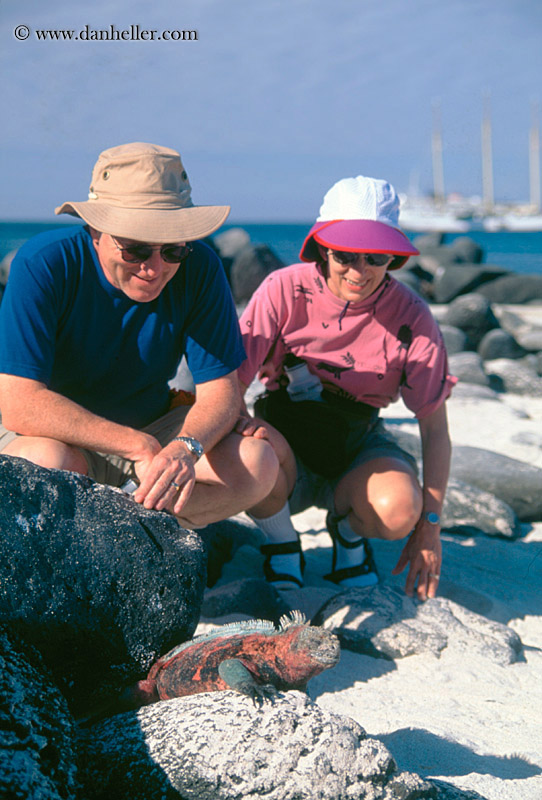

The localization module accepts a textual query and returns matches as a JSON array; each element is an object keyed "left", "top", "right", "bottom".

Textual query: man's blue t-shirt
[{"left": 0, "top": 226, "right": 245, "bottom": 428}]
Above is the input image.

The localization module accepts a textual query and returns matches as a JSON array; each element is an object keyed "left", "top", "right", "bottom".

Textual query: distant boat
[
  {"left": 399, "top": 195, "right": 471, "bottom": 233},
  {"left": 401, "top": 99, "right": 542, "bottom": 234},
  {"left": 482, "top": 211, "right": 542, "bottom": 232},
  {"left": 480, "top": 99, "right": 542, "bottom": 232}
]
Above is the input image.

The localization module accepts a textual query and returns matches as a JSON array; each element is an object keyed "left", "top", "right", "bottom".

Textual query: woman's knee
[
  {"left": 369, "top": 490, "right": 422, "bottom": 540},
  {"left": 340, "top": 462, "right": 423, "bottom": 540}
]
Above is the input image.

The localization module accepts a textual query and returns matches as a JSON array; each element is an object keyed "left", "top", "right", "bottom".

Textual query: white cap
[{"left": 317, "top": 176, "right": 400, "bottom": 228}]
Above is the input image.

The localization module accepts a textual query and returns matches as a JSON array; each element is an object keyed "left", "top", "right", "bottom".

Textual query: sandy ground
[{"left": 200, "top": 326, "right": 542, "bottom": 799}]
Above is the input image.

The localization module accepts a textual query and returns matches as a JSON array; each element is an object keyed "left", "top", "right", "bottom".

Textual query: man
[{"left": 0, "top": 142, "right": 278, "bottom": 528}]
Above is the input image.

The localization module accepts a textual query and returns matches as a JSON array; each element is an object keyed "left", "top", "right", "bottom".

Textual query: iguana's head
[{"left": 291, "top": 625, "right": 341, "bottom": 669}]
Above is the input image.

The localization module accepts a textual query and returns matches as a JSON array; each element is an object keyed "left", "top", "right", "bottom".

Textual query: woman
[{"left": 237, "top": 175, "right": 456, "bottom": 600}]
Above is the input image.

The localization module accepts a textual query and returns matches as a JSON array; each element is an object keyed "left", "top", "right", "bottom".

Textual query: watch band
[
  {"left": 173, "top": 436, "right": 204, "bottom": 461},
  {"left": 424, "top": 511, "right": 441, "bottom": 525}
]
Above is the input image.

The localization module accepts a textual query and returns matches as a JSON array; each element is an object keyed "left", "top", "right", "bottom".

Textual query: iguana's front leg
[{"left": 218, "top": 658, "right": 277, "bottom": 705}]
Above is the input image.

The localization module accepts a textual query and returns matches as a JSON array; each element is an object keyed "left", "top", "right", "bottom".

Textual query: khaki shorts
[{"left": 0, "top": 405, "right": 191, "bottom": 487}]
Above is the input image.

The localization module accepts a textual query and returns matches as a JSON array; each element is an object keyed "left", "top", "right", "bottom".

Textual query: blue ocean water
[{"left": 1, "top": 219, "right": 541, "bottom": 275}]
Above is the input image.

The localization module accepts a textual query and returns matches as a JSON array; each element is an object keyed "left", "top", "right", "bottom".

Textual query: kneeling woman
[{"left": 237, "top": 175, "right": 456, "bottom": 600}]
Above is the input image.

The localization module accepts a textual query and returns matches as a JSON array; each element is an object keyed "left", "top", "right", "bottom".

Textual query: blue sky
[{"left": 1, "top": 0, "right": 541, "bottom": 221}]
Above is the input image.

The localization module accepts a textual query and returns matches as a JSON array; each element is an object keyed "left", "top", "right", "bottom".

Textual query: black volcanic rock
[
  {"left": 0, "top": 455, "right": 206, "bottom": 716},
  {"left": 442, "top": 293, "right": 500, "bottom": 348},
  {"left": 230, "top": 243, "right": 284, "bottom": 303}
]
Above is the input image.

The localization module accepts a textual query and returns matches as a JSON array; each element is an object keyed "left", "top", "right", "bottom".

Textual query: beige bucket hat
[{"left": 55, "top": 142, "right": 230, "bottom": 243}]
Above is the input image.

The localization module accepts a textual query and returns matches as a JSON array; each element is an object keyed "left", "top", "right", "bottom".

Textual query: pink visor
[{"left": 299, "top": 219, "right": 419, "bottom": 270}]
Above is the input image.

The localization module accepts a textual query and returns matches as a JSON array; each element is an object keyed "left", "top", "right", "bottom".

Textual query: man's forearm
[
  {"left": 174, "top": 372, "right": 240, "bottom": 454},
  {"left": 0, "top": 375, "right": 156, "bottom": 462}
]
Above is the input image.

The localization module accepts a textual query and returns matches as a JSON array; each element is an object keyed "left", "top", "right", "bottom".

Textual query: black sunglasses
[
  {"left": 328, "top": 250, "right": 393, "bottom": 268},
  {"left": 113, "top": 238, "right": 193, "bottom": 264}
]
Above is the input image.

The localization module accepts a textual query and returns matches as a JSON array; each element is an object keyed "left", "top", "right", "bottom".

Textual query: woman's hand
[
  {"left": 234, "top": 414, "right": 270, "bottom": 439},
  {"left": 392, "top": 518, "right": 442, "bottom": 600}
]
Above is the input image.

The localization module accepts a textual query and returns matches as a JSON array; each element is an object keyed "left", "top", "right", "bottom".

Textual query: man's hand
[
  {"left": 133, "top": 439, "right": 198, "bottom": 515},
  {"left": 392, "top": 519, "right": 442, "bottom": 601}
]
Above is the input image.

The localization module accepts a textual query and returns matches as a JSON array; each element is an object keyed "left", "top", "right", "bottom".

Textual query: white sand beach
[{"left": 200, "top": 315, "right": 542, "bottom": 800}]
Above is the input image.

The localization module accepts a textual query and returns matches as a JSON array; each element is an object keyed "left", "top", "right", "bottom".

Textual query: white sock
[
  {"left": 333, "top": 516, "right": 378, "bottom": 588},
  {"left": 248, "top": 504, "right": 303, "bottom": 585}
]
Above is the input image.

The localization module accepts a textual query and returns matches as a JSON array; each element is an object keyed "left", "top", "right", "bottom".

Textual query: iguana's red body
[{"left": 122, "top": 612, "right": 340, "bottom": 708}]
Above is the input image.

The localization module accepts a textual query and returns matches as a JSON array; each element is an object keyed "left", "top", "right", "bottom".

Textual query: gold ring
[{"left": 170, "top": 481, "right": 182, "bottom": 489}]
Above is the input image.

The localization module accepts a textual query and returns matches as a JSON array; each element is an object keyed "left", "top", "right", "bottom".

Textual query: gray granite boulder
[
  {"left": 439, "top": 324, "right": 468, "bottom": 355},
  {"left": 476, "top": 274, "right": 542, "bottom": 304},
  {"left": 477, "top": 328, "right": 526, "bottom": 361},
  {"left": 417, "top": 246, "right": 464, "bottom": 273},
  {"left": 387, "top": 427, "right": 542, "bottom": 522},
  {"left": 0, "top": 455, "right": 206, "bottom": 717},
  {"left": 212, "top": 227, "right": 251, "bottom": 281},
  {"left": 517, "top": 328, "right": 542, "bottom": 353},
  {"left": 448, "top": 236, "right": 484, "bottom": 264},
  {"left": 484, "top": 357, "right": 542, "bottom": 396},
  {"left": 392, "top": 268, "right": 422, "bottom": 295},
  {"left": 412, "top": 232, "right": 445, "bottom": 249},
  {"left": 432, "top": 264, "right": 508, "bottom": 304},
  {"left": 494, "top": 307, "right": 542, "bottom": 352},
  {"left": 448, "top": 382, "right": 500, "bottom": 400},
  {"left": 441, "top": 478, "right": 520, "bottom": 538},
  {"left": 442, "top": 294, "right": 499, "bottom": 348},
  {"left": 449, "top": 445, "right": 542, "bottom": 521},
  {"left": 448, "top": 352, "right": 491, "bottom": 386},
  {"left": 312, "top": 587, "right": 523, "bottom": 666},
  {"left": 213, "top": 226, "right": 251, "bottom": 259},
  {"left": 79, "top": 690, "right": 440, "bottom": 800},
  {"left": 0, "top": 628, "right": 78, "bottom": 800},
  {"left": 230, "top": 243, "right": 284, "bottom": 303}
]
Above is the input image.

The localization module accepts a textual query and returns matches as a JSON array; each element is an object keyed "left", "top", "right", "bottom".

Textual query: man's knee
[
  {"left": 236, "top": 435, "right": 280, "bottom": 496},
  {"left": 1, "top": 436, "right": 88, "bottom": 474}
]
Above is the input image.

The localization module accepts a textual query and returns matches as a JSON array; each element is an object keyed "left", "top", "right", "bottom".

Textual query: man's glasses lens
[
  {"left": 118, "top": 243, "right": 192, "bottom": 264},
  {"left": 331, "top": 250, "right": 392, "bottom": 267}
]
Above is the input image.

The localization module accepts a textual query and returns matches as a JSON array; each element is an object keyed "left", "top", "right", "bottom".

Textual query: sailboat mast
[
  {"left": 529, "top": 101, "right": 541, "bottom": 211},
  {"left": 481, "top": 94, "right": 494, "bottom": 212},
  {"left": 431, "top": 99, "right": 445, "bottom": 206}
]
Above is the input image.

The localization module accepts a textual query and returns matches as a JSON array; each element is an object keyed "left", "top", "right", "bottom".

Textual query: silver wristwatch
[{"left": 173, "top": 436, "right": 204, "bottom": 461}]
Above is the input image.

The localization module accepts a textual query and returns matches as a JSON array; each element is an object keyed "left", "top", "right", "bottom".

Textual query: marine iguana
[{"left": 120, "top": 611, "right": 340, "bottom": 708}]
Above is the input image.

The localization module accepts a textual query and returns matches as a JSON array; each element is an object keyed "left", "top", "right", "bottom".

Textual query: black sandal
[
  {"left": 260, "top": 539, "right": 305, "bottom": 589},
  {"left": 324, "top": 512, "right": 378, "bottom": 586}
]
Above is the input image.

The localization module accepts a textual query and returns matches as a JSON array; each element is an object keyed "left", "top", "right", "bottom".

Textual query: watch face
[
  {"left": 175, "top": 436, "right": 204, "bottom": 460},
  {"left": 426, "top": 512, "right": 440, "bottom": 525},
  {"left": 185, "top": 437, "right": 204, "bottom": 459}
]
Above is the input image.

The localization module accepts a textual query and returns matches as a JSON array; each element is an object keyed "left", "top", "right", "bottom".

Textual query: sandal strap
[
  {"left": 263, "top": 563, "right": 304, "bottom": 588},
  {"left": 261, "top": 539, "right": 305, "bottom": 587},
  {"left": 326, "top": 512, "right": 367, "bottom": 549},
  {"left": 260, "top": 540, "right": 302, "bottom": 556},
  {"left": 324, "top": 559, "right": 377, "bottom": 584}
]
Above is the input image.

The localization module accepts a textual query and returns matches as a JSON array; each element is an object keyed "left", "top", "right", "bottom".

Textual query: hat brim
[
  {"left": 55, "top": 201, "right": 231, "bottom": 243},
  {"left": 300, "top": 219, "right": 419, "bottom": 270}
]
